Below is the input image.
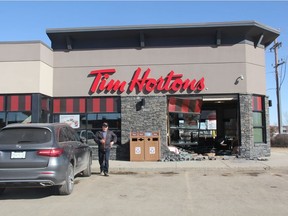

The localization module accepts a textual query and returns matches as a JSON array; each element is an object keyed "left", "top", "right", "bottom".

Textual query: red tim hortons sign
[{"left": 89, "top": 67, "right": 205, "bottom": 94}]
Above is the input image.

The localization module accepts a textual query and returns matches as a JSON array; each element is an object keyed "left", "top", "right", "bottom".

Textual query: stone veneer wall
[
  {"left": 91, "top": 145, "right": 127, "bottom": 161},
  {"left": 121, "top": 96, "right": 168, "bottom": 160},
  {"left": 90, "top": 96, "right": 168, "bottom": 161},
  {"left": 239, "top": 94, "right": 270, "bottom": 159}
]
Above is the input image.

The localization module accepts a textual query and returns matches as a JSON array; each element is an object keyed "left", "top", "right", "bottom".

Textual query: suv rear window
[{"left": 0, "top": 128, "right": 52, "bottom": 144}]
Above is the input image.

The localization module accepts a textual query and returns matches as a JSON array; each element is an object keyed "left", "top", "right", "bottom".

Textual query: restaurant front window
[
  {"left": 252, "top": 95, "right": 266, "bottom": 143},
  {"left": 52, "top": 97, "right": 121, "bottom": 144}
]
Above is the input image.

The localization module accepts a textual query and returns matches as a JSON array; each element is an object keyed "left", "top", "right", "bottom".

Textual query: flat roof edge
[
  {"left": 0, "top": 40, "right": 52, "bottom": 50},
  {"left": 46, "top": 20, "right": 280, "bottom": 35}
]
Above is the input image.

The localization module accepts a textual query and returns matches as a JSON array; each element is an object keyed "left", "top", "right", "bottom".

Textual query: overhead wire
[{"left": 279, "top": 56, "right": 287, "bottom": 90}]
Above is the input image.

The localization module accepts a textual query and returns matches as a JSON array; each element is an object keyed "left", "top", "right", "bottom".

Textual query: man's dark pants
[{"left": 98, "top": 148, "right": 110, "bottom": 173}]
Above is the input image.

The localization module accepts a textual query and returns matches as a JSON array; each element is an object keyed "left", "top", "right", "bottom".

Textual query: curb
[
  {"left": 91, "top": 148, "right": 288, "bottom": 175},
  {"left": 91, "top": 159, "right": 287, "bottom": 174}
]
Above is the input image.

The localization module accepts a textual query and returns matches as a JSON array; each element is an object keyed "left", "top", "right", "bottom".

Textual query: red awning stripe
[
  {"left": 73, "top": 98, "right": 86, "bottom": 113},
  {"left": 53, "top": 98, "right": 86, "bottom": 113},
  {"left": 92, "top": 98, "right": 100, "bottom": 112},
  {"left": 106, "top": 97, "right": 114, "bottom": 113},
  {"left": 0, "top": 96, "right": 4, "bottom": 111},
  {"left": 25, "top": 95, "right": 31, "bottom": 111},
  {"left": 7, "top": 95, "right": 31, "bottom": 111},
  {"left": 168, "top": 97, "right": 202, "bottom": 114},
  {"left": 252, "top": 96, "right": 262, "bottom": 111},
  {"left": 182, "top": 98, "right": 190, "bottom": 113},
  {"left": 66, "top": 99, "right": 74, "bottom": 113},
  {"left": 79, "top": 98, "right": 86, "bottom": 113},
  {"left": 53, "top": 97, "right": 119, "bottom": 114},
  {"left": 53, "top": 99, "right": 61, "bottom": 113},
  {"left": 10, "top": 95, "right": 19, "bottom": 111},
  {"left": 192, "top": 99, "right": 202, "bottom": 113},
  {"left": 168, "top": 97, "right": 177, "bottom": 112},
  {"left": 87, "top": 97, "right": 119, "bottom": 113}
]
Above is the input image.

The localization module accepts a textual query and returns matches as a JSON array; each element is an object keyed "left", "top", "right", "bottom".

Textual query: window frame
[{"left": 252, "top": 95, "right": 266, "bottom": 144}]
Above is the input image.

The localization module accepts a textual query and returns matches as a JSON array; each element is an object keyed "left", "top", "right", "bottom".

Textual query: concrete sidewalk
[{"left": 92, "top": 148, "right": 288, "bottom": 173}]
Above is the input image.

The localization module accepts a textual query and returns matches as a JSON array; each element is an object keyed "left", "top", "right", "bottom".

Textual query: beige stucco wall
[
  {"left": 244, "top": 44, "right": 266, "bottom": 95},
  {"left": 39, "top": 62, "right": 53, "bottom": 96},
  {"left": 52, "top": 42, "right": 266, "bottom": 97},
  {"left": 0, "top": 41, "right": 266, "bottom": 97},
  {"left": 0, "top": 42, "right": 53, "bottom": 96}
]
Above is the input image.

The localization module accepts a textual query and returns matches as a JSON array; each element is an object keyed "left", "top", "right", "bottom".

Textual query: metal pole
[{"left": 272, "top": 40, "right": 283, "bottom": 134}]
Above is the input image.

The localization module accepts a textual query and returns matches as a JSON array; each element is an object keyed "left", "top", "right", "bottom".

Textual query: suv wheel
[
  {"left": 58, "top": 163, "right": 74, "bottom": 195},
  {"left": 83, "top": 155, "right": 92, "bottom": 177}
]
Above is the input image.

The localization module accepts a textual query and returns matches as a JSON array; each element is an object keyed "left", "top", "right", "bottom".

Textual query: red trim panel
[
  {"left": 79, "top": 98, "right": 86, "bottom": 113},
  {"left": 252, "top": 96, "right": 263, "bottom": 111},
  {"left": 168, "top": 97, "right": 202, "bottom": 114},
  {"left": 53, "top": 98, "right": 86, "bottom": 114},
  {"left": 7, "top": 95, "right": 31, "bottom": 111},
  {"left": 25, "top": 95, "right": 31, "bottom": 111},
  {"left": 106, "top": 97, "right": 114, "bottom": 112},
  {"left": 87, "top": 97, "right": 119, "bottom": 113},
  {"left": 11, "top": 96, "right": 19, "bottom": 111},
  {"left": 0, "top": 96, "right": 4, "bottom": 111},
  {"left": 92, "top": 98, "right": 100, "bottom": 112},
  {"left": 53, "top": 97, "right": 119, "bottom": 114},
  {"left": 66, "top": 99, "right": 74, "bottom": 113},
  {"left": 53, "top": 99, "right": 61, "bottom": 113}
]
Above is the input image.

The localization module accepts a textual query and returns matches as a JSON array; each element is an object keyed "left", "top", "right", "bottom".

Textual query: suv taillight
[{"left": 37, "top": 148, "right": 64, "bottom": 157}]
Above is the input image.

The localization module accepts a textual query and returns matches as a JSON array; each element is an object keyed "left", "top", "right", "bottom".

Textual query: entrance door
[{"left": 201, "top": 99, "right": 239, "bottom": 155}]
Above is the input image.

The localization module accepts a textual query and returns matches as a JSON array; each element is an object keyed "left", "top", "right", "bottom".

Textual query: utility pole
[{"left": 270, "top": 40, "right": 285, "bottom": 134}]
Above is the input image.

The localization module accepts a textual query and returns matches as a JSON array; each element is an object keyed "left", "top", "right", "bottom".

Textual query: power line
[{"left": 279, "top": 57, "right": 287, "bottom": 89}]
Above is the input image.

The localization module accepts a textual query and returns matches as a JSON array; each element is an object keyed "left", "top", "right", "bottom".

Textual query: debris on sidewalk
[
  {"left": 221, "top": 155, "right": 231, "bottom": 160},
  {"left": 207, "top": 152, "right": 216, "bottom": 160},
  {"left": 193, "top": 154, "right": 206, "bottom": 161},
  {"left": 161, "top": 144, "right": 239, "bottom": 162},
  {"left": 168, "top": 146, "right": 179, "bottom": 154}
]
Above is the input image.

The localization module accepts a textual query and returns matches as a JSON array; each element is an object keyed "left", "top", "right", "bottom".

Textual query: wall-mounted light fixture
[
  {"left": 234, "top": 75, "right": 244, "bottom": 85},
  {"left": 136, "top": 98, "right": 145, "bottom": 111},
  {"left": 141, "top": 98, "right": 145, "bottom": 107}
]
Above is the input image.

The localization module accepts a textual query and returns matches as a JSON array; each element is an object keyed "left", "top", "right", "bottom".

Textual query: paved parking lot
[{"left": 1, "top": 168, "right": 288, "bottom": 216}]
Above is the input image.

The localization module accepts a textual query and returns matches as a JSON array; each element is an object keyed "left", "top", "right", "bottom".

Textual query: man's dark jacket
[{"left": 94, "top": 130, "right": 117, "bottom": 150}]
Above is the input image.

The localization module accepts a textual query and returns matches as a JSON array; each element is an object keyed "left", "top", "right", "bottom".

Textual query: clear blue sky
[{"left": 0, "top": 1, "right": 287, "bottom": 125}]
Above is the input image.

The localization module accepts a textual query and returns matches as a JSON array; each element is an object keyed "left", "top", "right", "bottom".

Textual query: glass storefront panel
[
  {"left": 53, "top": 113, "right": 121, "bottom": 145},
  {"left": 169, "top": 112, "right": 201, "bottom": 145},
  {"left": 53, "top": 114, "right": 92, "bottom": 143},
  {"left": 169, "top": 110, "right": 217, "bottom": 145},
  {"left": 254, "top": 128, "right": 264, "bottom": 143},
  {"left": 87, "top": 113, "right": 121, "bottom": 143},
  {"left": 7, "top": 112, "right": 32, "bottom": 124},
  {"left": 253, "top": 112, "right": 263, "bottom": 127},
  {"left": 0, "top": 112, "right": 5, "bottom": 128},
  {"left": 77, "top": 114, "right": 96, "bottom": 145},
  {"left": 252, "top": 95, "right": 266, "bottom": 143}
]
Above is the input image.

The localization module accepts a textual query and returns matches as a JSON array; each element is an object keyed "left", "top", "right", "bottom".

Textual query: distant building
[{"left": 270, "top": 125, "right": 288, "bottom": 136}]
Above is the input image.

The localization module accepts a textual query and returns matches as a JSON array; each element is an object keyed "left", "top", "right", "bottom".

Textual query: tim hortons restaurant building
[{"left": 0, "top": 21, "right": 280, "bottom": 160}]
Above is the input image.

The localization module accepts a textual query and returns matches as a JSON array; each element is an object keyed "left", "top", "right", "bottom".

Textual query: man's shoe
[{"left": 104, "top": 172, "right": 109, "bottom": 176}]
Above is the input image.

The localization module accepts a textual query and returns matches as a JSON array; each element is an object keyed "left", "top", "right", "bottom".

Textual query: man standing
[{"left": 94, "top": 122, "right": 117, "bottom": 176}]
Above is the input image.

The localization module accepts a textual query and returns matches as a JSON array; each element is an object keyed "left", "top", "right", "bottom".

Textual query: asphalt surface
[
  {"left": 93, "top": 148, "right": 288, "bottom": 174},
  {"left": 1, "top": 148, "right": 287, "bottom": 216}
]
